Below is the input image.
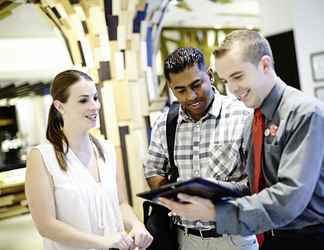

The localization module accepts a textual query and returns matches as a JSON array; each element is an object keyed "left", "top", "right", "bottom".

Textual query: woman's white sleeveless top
[{"left": 35, "top": 139, "right": 124, "bottom": 250}]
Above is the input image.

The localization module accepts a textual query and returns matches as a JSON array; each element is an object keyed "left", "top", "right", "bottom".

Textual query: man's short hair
[
  {"left": 164, "top": 47, "right": 206, "bottom": 82},
  {"left": 213, "top": 30, "right": 274, "bottom": 66}
]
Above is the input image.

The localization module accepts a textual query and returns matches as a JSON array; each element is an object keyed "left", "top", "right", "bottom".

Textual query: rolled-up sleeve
[
  {"left": 143, "top": 112, "right": 170, "bottom": 179},
  {"left": 215, "top": 112, "right": 324, "bottom": 235}
]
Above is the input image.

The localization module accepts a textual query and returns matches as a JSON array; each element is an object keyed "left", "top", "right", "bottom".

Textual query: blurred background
[{"left": 0, "top": 0, "right": 323, "bottom": 249}]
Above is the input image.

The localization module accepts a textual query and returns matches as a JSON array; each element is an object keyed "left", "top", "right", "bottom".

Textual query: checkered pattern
[{"left": 144, "top": 93, "right": 252, "bottom": 229}]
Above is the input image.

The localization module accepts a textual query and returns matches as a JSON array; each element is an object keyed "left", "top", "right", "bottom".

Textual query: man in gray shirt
[{"left": 160, "top": 30, "right": 324, "bottom": 250}]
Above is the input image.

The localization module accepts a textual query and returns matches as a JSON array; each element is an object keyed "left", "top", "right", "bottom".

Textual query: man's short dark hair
[{"left": 164, "top": 47, "right": 206, "bottom": 82}]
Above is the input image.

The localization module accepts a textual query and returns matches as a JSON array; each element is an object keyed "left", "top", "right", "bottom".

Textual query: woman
[{"left": 25, "top": 70, "right": 153, "bottom": 250}]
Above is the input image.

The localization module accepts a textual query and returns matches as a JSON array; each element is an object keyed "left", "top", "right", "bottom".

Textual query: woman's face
[{"left": 57, "top": 78, "right": 100, "bottom": 132}]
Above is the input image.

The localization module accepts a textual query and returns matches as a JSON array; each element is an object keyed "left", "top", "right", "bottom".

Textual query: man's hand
[{"left": 159, "top": 193, "right": 216, "bottom": 221}]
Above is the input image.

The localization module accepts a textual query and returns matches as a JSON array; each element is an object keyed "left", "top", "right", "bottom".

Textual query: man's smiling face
[
  {"left": 168, "top": 64, "right": 214, "bottom": 121},
  {"left": 215, "top": 46, "right": 270, "bottom": 109}
]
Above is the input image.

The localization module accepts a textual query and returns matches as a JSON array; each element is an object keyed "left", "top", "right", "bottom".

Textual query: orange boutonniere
[{"left": 264, "top": 124, "right": 278, "bottom": 137}]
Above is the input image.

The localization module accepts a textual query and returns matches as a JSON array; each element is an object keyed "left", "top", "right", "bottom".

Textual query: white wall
[
  {"left": 293, "top": 0, "right": 324, "bottom": 97},
  {"left": 15, "top": 95, "right": 52, "bottom": 147},
  {"left": 0, "top": 4, "right": 72, "bottom": 85},
  {"left": 259, "top": 0, "right": 294, "bottom": 37},
  {"left": 259, "top": 0, "right": 324, "bottom": 98},
  {"left": 0, "top": 37, "right": 72, "bottom": 83}
]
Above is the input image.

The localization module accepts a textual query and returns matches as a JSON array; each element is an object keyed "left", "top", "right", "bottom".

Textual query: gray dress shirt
[{"left": 215, "top": 78, "right": 324, "bottom": 235}]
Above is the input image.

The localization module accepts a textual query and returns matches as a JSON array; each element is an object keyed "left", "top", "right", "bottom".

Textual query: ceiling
[
  {"left": 0, "top": 0, "right": 259, "bottom": 87},
  {"left": 162, "top": 0, "right": 259, "bottom": 28}
]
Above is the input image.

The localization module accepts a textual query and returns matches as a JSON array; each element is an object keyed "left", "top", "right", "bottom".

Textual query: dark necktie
[{"left": 252, "top": 108, "right": 266, "bottom": 246}]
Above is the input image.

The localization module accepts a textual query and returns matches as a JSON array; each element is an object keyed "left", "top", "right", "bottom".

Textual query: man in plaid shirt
[{"left": 143, "top": 48, "right": 258, "bottom": 250}]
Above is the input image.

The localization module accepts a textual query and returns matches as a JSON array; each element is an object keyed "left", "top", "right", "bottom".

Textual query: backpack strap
[
  {"left": 166, "top": 102, "right": 180, "bottom": 183},
  {"left": 142, "top": 102, "right": 179, "bottom": 224}
]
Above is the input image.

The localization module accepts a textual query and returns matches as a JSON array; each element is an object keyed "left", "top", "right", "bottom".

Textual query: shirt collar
[
  {"left": 178, "top": 87, "right": 222, "bottom": 123},
  {"left": 260, "top": 77, "right": 286, "bottom": 120}
]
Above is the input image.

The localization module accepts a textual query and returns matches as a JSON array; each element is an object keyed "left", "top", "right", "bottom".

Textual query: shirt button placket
[{"left": 193, "top": 122, "right": 201, "bottom": 177}]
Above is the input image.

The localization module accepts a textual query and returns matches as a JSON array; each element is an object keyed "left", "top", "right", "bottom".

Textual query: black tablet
[{"left": 137, "top": 177, "right": 243, "bottom": 202}]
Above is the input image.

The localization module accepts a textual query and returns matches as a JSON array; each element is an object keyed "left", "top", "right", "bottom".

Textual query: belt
[
  {"left": 266, "top": 224, "right": 324, "bottom": 239},
  {"left": 178, "top": 225, "right": 222, "bottom": 238}
]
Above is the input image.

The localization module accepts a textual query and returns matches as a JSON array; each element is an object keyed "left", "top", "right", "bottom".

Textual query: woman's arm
[
  {"left": 116, "top": 165, "right": 153, "bottom": 249},
  {"left": 25, "top": 149, "right": 132, "bottom": 250},
  {"left": 116, "top": 166, "right": 141, "bottom": 230}
]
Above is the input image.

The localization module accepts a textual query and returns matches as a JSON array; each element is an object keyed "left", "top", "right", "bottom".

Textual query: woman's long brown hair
[{"left": 46, "top": 70, "right": 105, "bottom": 171}]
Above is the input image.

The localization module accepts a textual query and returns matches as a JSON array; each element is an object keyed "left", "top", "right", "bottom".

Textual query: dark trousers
[{"left": 261, "top": 230, "right": 324, "bottom": 250}]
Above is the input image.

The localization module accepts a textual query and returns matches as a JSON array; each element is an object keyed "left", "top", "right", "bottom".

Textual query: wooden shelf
[
  {"left": 0, "top": 168, "right": 28, "bottom": 220},
  {"left": 0, "top": 204, "right": 29, "bottom": 220},
  {"left": 0, "top": 193, "right": 25, "bottom": 207}
]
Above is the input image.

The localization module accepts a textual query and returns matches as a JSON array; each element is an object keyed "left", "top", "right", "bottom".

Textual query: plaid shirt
[{"left": 144, "top": 91, "right": 252, "bottom": 229}]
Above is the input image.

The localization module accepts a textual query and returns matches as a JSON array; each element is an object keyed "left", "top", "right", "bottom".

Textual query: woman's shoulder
[
  {"left": 93, "top": 136, "right": 115, "bottom": 154},
  {"left": 32, "top": 142, "right": 54, "bottom": 154},
  {"left": 96, "top": 136, "right": 113, "bottom": 146},
  {"left": 27, "top": 143, "right": 55, "bottom": 169}
]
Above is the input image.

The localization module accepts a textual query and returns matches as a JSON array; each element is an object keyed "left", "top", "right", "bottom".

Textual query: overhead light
[{"left": 207, "top": 31, "right": 216, "bottom": 47}]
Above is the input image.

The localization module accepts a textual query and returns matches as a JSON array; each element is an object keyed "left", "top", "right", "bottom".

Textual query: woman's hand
[
  {"left": 128, "top": 222, "right": 153, "bottom": 250},
  {"left": 107, "top": 232, "right": 134, "bottom": 250}
]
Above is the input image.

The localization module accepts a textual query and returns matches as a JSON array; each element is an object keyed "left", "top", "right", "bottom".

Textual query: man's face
[
  {"left": 215, "top": 48, "right": 269, "bottom": 109},
  {"left": 168, "top": 64, "right": 214, "bottom": 121}
]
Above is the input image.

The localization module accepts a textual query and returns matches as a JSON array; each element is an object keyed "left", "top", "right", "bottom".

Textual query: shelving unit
[{"left": 0, "top": 168, "right": 28, "bottom": 219}]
